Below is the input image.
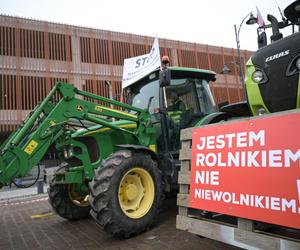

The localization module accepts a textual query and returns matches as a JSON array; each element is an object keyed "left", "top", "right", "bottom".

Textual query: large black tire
[
  {"left": 48, "top": 179, "right": 90, "bottom": 220},
  {"left": 89, "top": 150, "right": 163, "bottom": 237}
]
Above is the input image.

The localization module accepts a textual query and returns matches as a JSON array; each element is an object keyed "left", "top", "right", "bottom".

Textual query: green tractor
[
  {"left": 0, "top": 59, "right": 231, "bottom": 237},
  {"left": 245, "top": 0, "right": 300, "bottom": 115}
]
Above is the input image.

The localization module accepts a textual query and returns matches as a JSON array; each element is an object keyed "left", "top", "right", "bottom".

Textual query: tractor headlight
[
  {"left": 63, "top": 148, "right": 73, "bottom": 159},
  {"left": 252, "top": 70, "right": 264, "bottom": 83},
  {"left": 63, "top": 149, "right": 68, "bottom": 159},
  {"left": 296, "top": 57, "right": 300, "bottom": 70},
  {"left": 286, "top": 55, "right": 300, "bottom": 76},
  {"left": 257, "top": 108, "right": 267, "bottom": 116}
]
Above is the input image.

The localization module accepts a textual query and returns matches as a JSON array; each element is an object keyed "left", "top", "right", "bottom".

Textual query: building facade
[{"left": 0, "top": 14, "right": 253, "bottom": 136}]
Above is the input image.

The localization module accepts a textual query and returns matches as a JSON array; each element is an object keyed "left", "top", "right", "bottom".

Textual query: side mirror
[
  {"left": 257, "top": 31, "right": 267, "bottom": 49},
  {"left": 159, "top": 68, "right": 171, "bottom": 87}
]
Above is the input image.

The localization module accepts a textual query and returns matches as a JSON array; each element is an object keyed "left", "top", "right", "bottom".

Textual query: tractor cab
[{"left": 125, "top": 66, "right": 217, "bottom": 152}]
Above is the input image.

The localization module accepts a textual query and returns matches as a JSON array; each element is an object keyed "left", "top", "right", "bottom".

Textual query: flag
[
  {"left": 256, "top": 6, "right": 265, "bottom": 27},
  {"left": 122, "top": 37, "right": 161, "bottom": 89}
]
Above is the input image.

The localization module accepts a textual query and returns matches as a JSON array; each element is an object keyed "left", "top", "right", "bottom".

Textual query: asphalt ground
[{"left": 0, "top": 194, "right": 239, "bottom": 250}]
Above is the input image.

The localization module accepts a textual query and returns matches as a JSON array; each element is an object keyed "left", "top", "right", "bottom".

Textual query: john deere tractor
[
  {"left": 0, "top": 58, "right": 232, "bottom": 237},
  {"left": 245, "top": 0, "right": 300, "bottom": 115}
]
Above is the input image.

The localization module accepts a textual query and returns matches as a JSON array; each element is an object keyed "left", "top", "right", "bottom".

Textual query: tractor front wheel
[
  {"left": 48, "top": 179, "right": 90, "bottom": 220},
  {"left": 89, "top": 150, "right": 163, "bottom": 237}
]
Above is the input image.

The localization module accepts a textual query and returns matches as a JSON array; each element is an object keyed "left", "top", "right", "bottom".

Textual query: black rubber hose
[{"left": 11, "top": 164, "right": 41, "bottom": 188}]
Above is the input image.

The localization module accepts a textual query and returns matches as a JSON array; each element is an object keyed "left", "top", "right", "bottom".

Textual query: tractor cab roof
[{"left": 124, "top": 66, "right": 216, "bottom": 90}]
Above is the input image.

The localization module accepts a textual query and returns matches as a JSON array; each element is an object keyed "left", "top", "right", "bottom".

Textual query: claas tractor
[
  {"left": 0, "top": 58, "right": 231, "bottom": 237},
  {"left": 245, "top": 0, "right": 300, "bottom": 115}
]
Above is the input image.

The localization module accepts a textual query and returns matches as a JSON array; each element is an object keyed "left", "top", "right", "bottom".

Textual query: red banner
[{"left": 190, "top": 112, "right": 300, "bottom": 229}]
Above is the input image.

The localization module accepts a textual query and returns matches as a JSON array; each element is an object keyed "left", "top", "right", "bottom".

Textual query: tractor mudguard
[
  {"left": 195, "top": 112, "right": 231, "bottom": 126},
  {"left": 219, "top": 101, "right": 252, "bottom": 117},
  {"left": 116, "top": 144, "right": 158, "bottom": 161}
]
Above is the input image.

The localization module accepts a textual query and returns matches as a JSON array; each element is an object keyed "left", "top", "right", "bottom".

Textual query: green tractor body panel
[
  {"left": 0, "top": 82, "right": 155, "bottom": 187},
  {"left": 245, "top": 58, "right": 271, "bottom": 115}
]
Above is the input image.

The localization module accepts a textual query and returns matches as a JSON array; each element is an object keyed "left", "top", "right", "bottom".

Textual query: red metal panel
[
  {"left": 60, "top": 34, "right": 63, "bottom": 61},
  {"left": 53, "top": 33, "right": 56, "bottom": 60},
  {"left": 4, "top": 26, "right": 7, "bottom": 55},
  {"left": 60, "top": 33, "right": 64, "bottom": 61},
  {"left": 0, "top": 49, "right": 3, "bottom": 129},
  {"left": 5, "top": 75, "right": 9, "bottom": 131},
  {"left": 22, "top": 29, "right": 26, "bottom": 57},
  {"left": 29, "top": 76, "right": 33, "bottom": 109},
  {"left": 37, "top": 30, "right": 41, "bottom": 59},
  {"left": 194, "top": 43, "right": 199, "bottom": 69},
  {"left": 129, "top": 34, "right": 133, "bottom": 57},
  {"left": 82, "top": 37, "right": 86, "bottom": 62},
  {"left": 90, "top": 34, "right": 95, "bottom": 65},
  {"left": 65, "top": 34, "right": 71, "bottom": 62},
  {"left": 0, "top": 26, "right": 3, "bottom": 55},
  {"left": 206, "top": 45, "right": 215, "bottom": 98},
  {"left": 44, "top": 30, "right": 51, "bottom": 94},
  {"left": 32, "top": 29, "right": 35, "bottom": 58},
  {"left": 80, "top": 37, "right": 83, "bottom": 62},
  {"left": 176, "top": 41, "right": 182, "bottom": 67},
  {"left": 49, "top": 32, "right": 52, "bottom": 60},
  {"left": 84, "top": 37, "right": 88, "bottom": 62},
  {"left": 55, "top": 33, "right": 59, "bottom": 60},
  {"left": 52, "top": 32, "right": 55, "bottom": 60},
  {"left": 3, "top": 27, "right": 8, "bottom": 131},
  {"left": 107, "top": 31, "right": 114, "bottom": 94},
  {"left": 7, "top": 27, "right": 11, "bottom": 57},
  {"left": 64, "top": 27, "right": 71, "bottom": 82},
  {"left": 14, "top": 22, "right": 24, "bottom": 123},
  {"left": 94, "top": 38, "right": 98, "bottom": 64},
  {"left": 56, "top": 33, "right": 59, "bottom": 60},
  {"left": 20, "top": 28, "right": 22, "bottom": 57},
  {"left": 26, "top": 29, "right": 29, "bottom": 57},
  {"left": 11, "top": 73, "right": 16, "bottom": 127}
]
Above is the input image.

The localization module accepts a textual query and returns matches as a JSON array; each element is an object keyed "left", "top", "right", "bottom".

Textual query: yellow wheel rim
[
  {"left": 68, "top": 184, "right": 89, "bottom": 207},
  {"left": 118, "top": 167, "right": 155, "bottom": 219}
]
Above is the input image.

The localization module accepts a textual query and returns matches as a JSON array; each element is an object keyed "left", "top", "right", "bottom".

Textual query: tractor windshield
[
  {"left": 195, "top": 79, "right": 216, "bottom": 113},
  {"left": 166, "top": 78, "right": 216, "bottom": 114},
  {"left": 165, "top": 77, "right": 216, "bottom": 151},
  {"left": 127, "top": 78, "right": 159, "bottom": 114},
  {"left": 127, "top": 75, "right": 216, "bottom": 115}
]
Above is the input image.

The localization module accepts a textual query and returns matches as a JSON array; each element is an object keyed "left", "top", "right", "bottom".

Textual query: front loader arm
[{"left": 0, "top": 82, "right": 155, "bottom": 188}]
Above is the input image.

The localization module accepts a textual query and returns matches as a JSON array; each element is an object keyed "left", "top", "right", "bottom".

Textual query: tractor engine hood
[
  {"left": 250, "top": 32, "right": 300, "bottom": 112},
  {"left": 72, "top": 120, "right": 137, "bottom": 138}
]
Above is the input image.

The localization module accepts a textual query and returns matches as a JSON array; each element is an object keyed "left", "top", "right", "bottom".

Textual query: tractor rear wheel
[
  {"left": 48, "top": 179, "right": 90, "bottom": 220},
  {"left": 89, "top": 150, "right": 163, "bottom": 237}
]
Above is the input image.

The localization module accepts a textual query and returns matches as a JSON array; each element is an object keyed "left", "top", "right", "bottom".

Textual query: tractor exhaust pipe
[{"left": 267, "top": 14, "right": 283, "bottom": 42}]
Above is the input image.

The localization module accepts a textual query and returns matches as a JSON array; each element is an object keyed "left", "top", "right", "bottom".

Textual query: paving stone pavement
[
  {"left": 0, "top": 184, "right": 49, "bottom": 201},
  {"left": 0, "top": 196, "right": 239, "bottom": 250}
]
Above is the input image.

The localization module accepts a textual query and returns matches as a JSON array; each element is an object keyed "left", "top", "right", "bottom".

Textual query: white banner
[{"left": 122, "top": 37, "right": 161, "bottom": 89}]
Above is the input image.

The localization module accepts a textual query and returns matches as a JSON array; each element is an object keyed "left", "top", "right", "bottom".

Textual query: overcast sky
[{"left": 0, "top": 0, "right": 294, "bottom": 51}]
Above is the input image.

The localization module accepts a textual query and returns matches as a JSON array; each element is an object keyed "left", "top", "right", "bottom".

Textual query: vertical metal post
[
  {"left": 37, "top": 180, "right": 44, "bottom": 193},
  {"left": 234, "top": 12, "right": 257, "bottom": 101},
  {"left": 234, "top": 24, "right": 246, "bottom": 100},
  {"left": 105, "top": 80, "right": 114, "bottom": 109}
]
